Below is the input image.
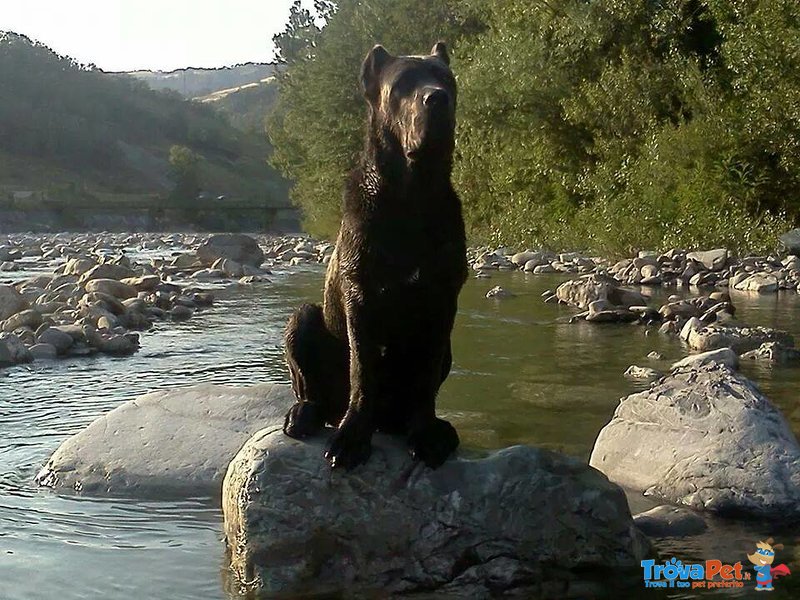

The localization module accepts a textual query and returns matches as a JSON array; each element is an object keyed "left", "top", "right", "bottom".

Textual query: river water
[{"left": 1, "top": 257, "right": 799, "bottom": 599}]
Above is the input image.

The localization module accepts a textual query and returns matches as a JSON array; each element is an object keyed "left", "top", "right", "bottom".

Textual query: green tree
[
  {"left": 267, "top": 0, "right": 474, "bottom": 237},
  {"left": 267, "top": 0, "right": 800, "bottom": 253},
  {"left": 168, "top": 145, "right": 202, "bottom": 201}
]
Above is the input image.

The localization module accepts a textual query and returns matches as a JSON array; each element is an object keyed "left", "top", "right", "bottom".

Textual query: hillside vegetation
[
  {"left": 197, "top": 77, "right": 279, "bottom": 135},
  {"left": 268, "top": 0, "right": 800, "bottom": 255},
  {"left": 0, "top": 32, "right": 286, "bottom": 204}
]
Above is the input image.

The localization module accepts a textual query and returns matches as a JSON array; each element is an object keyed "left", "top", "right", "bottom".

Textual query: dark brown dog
[{"left": 283, "top": 42, "right": 467, "bottom": 470}]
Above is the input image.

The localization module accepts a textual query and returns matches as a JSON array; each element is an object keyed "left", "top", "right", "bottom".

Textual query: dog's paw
[
  {"left": 324, "top": 416, "right": 372, "bottom": 470},
  {"left": 283, "top": 402, "right": 324, "bottom": 439},
  {"left": 409, "top": 418, "right": 459, "bottom": 468}
]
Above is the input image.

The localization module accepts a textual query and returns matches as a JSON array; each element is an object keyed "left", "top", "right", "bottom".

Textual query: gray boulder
[
  {"left": 36, "top": 383, "right": 292, "bottom": 497},
  {"left": 633, "top": 506, "right": 707, "bottom": 538},
  {"left": 687, "top": 249, "right": 728, "bottom": 271},
  {"left": 78, "top": 263, "right": 137, "bottom": 283},
  {"left": 0, "top": 333, "right": 32, "bottom": 365},
  {"left": 84, "top": 278, "right": 138, "bottom": 299},
  {"left": 1, "top": 308, "right": 43, "bottom": 333},
  {"left": 624, "top": 365, "right": 660, "bottom": 381},
  {"left": 0, "top": 284, "right": 28, "bottom": 321},
  {"left": 196, "top": 234, "right": 264, "bottom": 267},
  {"left": 779, "top": 228, "right": 800, "bottom": 255},
  {"left": 687, "top": 324, "right": 793, "bottom": 354},
  {"left": 29, "top": 343, "right": 58, "bottom": 360},
  {"left": 555, "top": 274, "right": 646, "bottom": 310},
  {"left": 670, "top": 348, "right": 739, "bottom": 371},
  {"left": 590, "top": 364, "right": 800, "bottom": 517},
  {"left": 741, "top": 342, "right": 800, "bottom": 364},
  {"left": 223, "top": 431, "right": 650, "bottom": 599},
  {"left": 485, "top": 285, "right": 514, "bottom": 299},
  {"left": 733, "top": 274, "right": 778, "bottom": 293}
]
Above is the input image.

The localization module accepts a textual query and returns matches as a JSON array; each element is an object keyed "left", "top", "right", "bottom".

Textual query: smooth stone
[
  {"left": 36, "top": 383, "right": 293, "bottom": 497},
  {"left": 196, "top": 234, "right": 264, "bottom": 267},
  {"left": 660, "top": 300, "right": 699, "bottom": 320},
  {"left": 532, "top": 264, "right": 556, "bottom": 274},
  {"left": 29, "top": 343, "right": 58, "bottom": 360},
  {"left": 212, "top": 258, "right": 245, "bottom": 278},
  {"left": 555, "top": 274, "right": 646, "bottom": 310},
  {"left": 0, "top": 333, "right": 32, "bottom": 365},
  {"left": 511, "top": 250, "right": 541, "bottom": 266},
  {"left": 170, "top": 305, "right": 193, "bottom": 321},
  {"left": 687, "top": 249, "right": 728, "bottom": 271},
  {"left": 679, "top": 317, "right": 702, "bottom": 342},
  {"left": 523, "top": 257, "right": 548, "bottom": 271},
  {"left": 624, "top": 365, "right": 660, "bottom": 380},
  {"left": 0, "top": 284, "right": 29, "bottom": 321},
  {"left": 120, "top": 275, "right": 161, "bottom": 292},
  {"left": 238, "top": 275, "right": 269, "bottom": 284},
  {"left": 733, "top": 273, "right": 779, "bottom": 293},
  {"left": 779, "top": 228, "right": 800, "bottom": 255},
  {"left": 86, "top": 331, "right": 140, "bottom": 355},
  {"left": 62, "top": 257, "right": 97, "bottom": 276},
  {"left": 670, "top": 348, "right": 739, "bottom": 371},
  {"left": 687, "top": 324, "right": 793, "bottom": 354},
  {"left": 586, "top": 308, "right": 638, "bottom": 323},
  {"left": 590, "top": 364, "right": 800, "bottom": 517},
  {"left": 740, "top": 342, "right": 800, "bottom": 364},
  {"left": 1, "top": 309, "right": 43, "bottom": 332},
  {"left": 633, "top": 506, "right": 707, "bottom": 538},
  {"left": 223, "top": 431, "right": 651, "bottom": 598},
  {"left": 191, "top": 268, "right": 225, "bottom": 280},
  {"left": 78, "top": 263, "right": 137, "bottom": 283},
  {"left": 36, "top": 327, "right": 75, "bottom": 354},
  {"left": 485, "top": 285, "right": 514, "bottom": 299},
  {"left": 84, "top": 278, "right": 138, "bottom": 299}
]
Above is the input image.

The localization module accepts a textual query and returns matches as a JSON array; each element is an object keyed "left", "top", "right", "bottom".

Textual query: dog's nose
[{"left": 423, "top": 88, "right": 449, "bottom": 108}]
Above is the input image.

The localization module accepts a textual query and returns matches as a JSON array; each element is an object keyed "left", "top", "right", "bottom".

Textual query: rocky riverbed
[{"left": 0, "top": 232, "right": 331, "bottom": 369}]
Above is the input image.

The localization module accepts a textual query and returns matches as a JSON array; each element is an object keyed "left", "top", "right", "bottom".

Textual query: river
[{"left": 2, "top": 255, "right": 799, "bottom": 599}]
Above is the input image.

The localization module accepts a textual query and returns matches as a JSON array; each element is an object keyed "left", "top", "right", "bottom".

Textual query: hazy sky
[{"left": 0, "top": 0, "right": 306, "bottom": 71}]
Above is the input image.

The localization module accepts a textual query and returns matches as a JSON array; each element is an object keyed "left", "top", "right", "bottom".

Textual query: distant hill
[
  {"left": 128, "top": 63, "right": 277, "bottom": 99},
  {"left": 196, "top": 77, "right": 279, "bottom": 134},
  {"left": 0, "top": 32, "right": 287, "bottom": 206}
]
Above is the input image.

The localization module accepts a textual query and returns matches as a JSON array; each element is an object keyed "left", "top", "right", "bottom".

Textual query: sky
[{"left": 0, "top": 0, "right": 306, "bottom": 72}]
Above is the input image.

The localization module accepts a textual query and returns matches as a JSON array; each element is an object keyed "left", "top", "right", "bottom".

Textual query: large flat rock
[
  {"left": 36, "top": 383, "right": 293, "bottom": 498},
  {"left": 687, "top": 324, "right": 793, "bottom": 354},
  {"left": 223, "top": 429, "right": 650, "bottom": 598},
  {"left": 590, "top": 364, "right": 800, "bottom": 518}
]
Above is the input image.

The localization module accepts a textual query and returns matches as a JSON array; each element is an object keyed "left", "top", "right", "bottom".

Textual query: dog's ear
[
  {"left": 766, "top": 537, "right": 775, "bottom": 546},
  {"left": 774, "top": 543, "right": 784, "bottom": 551},
  {"left": 361, "top": 44, "right": 392, "bottom": 102},
  {"left": 431, "top": 41, "right": 449, "bottom": 65}
]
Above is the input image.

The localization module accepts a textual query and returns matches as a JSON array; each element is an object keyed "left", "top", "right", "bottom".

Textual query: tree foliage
[
  {"left": 168, "top": 145, "right": 202, "bottom": 201},
  {"left": 267, "top": 0, "right": 474, "bottom": 237},
  {"left": 267, "top": 1, "right": 800, "bottom": 253}
]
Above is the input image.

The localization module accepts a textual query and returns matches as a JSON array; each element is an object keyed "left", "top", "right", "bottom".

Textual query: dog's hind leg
[{"left": 283, "top": 303, "right": 349, "bottom": 438}]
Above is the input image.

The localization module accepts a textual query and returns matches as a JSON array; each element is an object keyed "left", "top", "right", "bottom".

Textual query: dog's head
[{"left": 361, "top": 42, "right": 456, "bottom": 163}]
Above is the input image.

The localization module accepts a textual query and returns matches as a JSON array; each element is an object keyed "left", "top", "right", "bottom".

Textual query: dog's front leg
[{"left": 325, "top": 284, "right": 379, "bottom": 469}]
